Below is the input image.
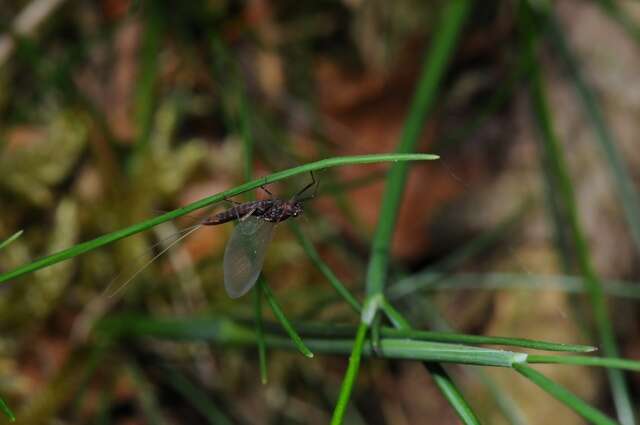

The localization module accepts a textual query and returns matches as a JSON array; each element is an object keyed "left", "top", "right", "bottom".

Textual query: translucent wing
[{"left": 223, "top": 216, "right": 275, "bottom": 298}]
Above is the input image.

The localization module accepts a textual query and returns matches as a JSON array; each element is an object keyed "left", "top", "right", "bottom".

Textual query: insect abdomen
[{"left": 202, "top": 200, "right": 273, "bottom": 225}]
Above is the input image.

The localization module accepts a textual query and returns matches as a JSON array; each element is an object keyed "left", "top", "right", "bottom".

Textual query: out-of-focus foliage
[{"left": 0, "top": 0, "right": 640, "bottom": 424}]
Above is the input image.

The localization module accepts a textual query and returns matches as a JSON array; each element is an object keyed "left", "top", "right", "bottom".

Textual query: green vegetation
[{"left": 1, "top": 1, "right": 639, "bottom": 423}]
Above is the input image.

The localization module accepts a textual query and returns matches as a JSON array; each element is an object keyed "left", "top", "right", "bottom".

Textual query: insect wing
[{"left": 223, "top": 216, "right": 275, "bottom": 298}]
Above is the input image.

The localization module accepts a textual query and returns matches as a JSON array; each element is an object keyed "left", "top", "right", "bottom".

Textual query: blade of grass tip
[
  {"left": 527, "top": 355, "right": 640, "bottom": 372},
  {"left": 545, "top": 10, "right": 640, "bottom": 255},
  {"left": 520, "top": 3, "right": 635, "bottom": 423},
  {"left": 330, "top": 322, "right": 367, "bottom": 425},
  {"left": 260, "top": 280, "right": 313, "bottom": 358},
  {"left": 0, "top": 397, "right": 15, "bottom": 422},
  {"left": 513, "top": 363, "right": 619, "bottom": 425},
  {"left": 0, "top": 153, "right": 436, "bottom": 284},
  {"left": 0, "top": 230, "right": 23, "bottom": 251},
  {"left": 289, "top": 221, "right": 362, "bottom": 314}
]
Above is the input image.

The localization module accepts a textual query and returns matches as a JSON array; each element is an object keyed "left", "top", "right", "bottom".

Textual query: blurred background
[{"left": 1, "top": 0, "right": 640, "bottom": 423}]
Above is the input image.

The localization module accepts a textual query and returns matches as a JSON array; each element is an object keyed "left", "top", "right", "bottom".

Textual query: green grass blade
[
  {"left": 380, "top": 340, "right": 527, "bottom": 367},
  {"left": 351, "top": 3, "right": 476, "bottom": 424},
  {"left": 0, "top": 397, "right": 16, "bottom": 422},
  {"left": 0, "top": 230, "right": 23, "bottom": 251},
  {"left": 330, "top": 323, "right": 367, "bottom": 425},
  {"left": 100, "top": 315, "right": 530, "bottom": 367},
  {"left": 260, "top": 280, "right": 313, "bottom": 358},
  {"left": 394, "top": 271, "right": 640, "bottom": 300},
  {"left": 0, "top": 153, "right": 437, "bottom": 284},
  {"left": 415, "top": 298, "right": 530, "bottom": 425},
  {"left": 379, "top": 328, "right": 595, "bottom": 353},
  {"left": 520, "top": 3, "right": 635, "bottom": 423},
  {"left": 545, "top": 11, "right": 640, "bottom": 254},
  {"left": 365, "top": 0, "right": 470, "bottom": 304},
  {"left": 379, "top": 298, "right": 411, "bottom": 330},
  {"left": 513, "top": 363, "right": 619, "bottom": 425},
  {"left": 427, "top": 363, "right": 481, "bottom": 425},
  {"left": 259, "top": 321, "right": 594, "bottom": 353},
  {"left": 527, "top": 355, "right": 640, "bottom": 372},
  {"left": 290, "top": 221, "right": 362, "bottom": 314}
]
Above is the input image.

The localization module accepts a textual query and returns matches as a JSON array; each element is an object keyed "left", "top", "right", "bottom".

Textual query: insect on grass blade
[{"left": 223, "top": 216, "right": 276, "bottom": 298}]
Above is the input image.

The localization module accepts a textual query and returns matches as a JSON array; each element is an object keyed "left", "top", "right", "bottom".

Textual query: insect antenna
[{"left": 103, "top": 223, "right": 203, "bottom": 298}]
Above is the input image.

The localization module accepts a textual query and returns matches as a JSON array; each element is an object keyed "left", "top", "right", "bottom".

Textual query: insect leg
[
  {"left": 240, "top": 207, "right": 258, "bottom": 222},
  {"left": 259, "top": 177, "right": 274, "bottom": 198},
  {"left": 296, "top": 171, "right": 319, "bottom": 201}
]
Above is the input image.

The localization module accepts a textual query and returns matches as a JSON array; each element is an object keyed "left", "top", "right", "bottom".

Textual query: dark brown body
[{"left": 202, "top": 199, "right": 304, "bottom": 225}]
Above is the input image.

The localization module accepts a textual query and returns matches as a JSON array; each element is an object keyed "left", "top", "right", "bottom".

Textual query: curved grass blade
[
  {"left": 260, "top": 280, "right": 313, "bottom": 358},
  {"left": 0, "top": 153, "right": 438, "bottom": 284},
  {"left": 223, "top": 217, "right": 275, "bottom": 299}
]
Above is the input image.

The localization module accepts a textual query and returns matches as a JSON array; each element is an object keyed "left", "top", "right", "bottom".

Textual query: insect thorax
[{"left": 260, "top": 200, "right": 303, "bottom": 222}]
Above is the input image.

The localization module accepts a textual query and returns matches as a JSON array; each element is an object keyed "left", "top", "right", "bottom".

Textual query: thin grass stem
[
  {"left": 0, "top": 153, "right": 437, "bottom": 284},
  {"left": 520, "top": 3, "right": 635, "bottom": 422},
  {"left": 260, "top": 280, "right": 313, "bottom": 358},
  {"left": 330, "top": 323, "right": 367, "bottom": 425},
  {"left": 513, "top": 363, "right": 619, "bottom": 425}
]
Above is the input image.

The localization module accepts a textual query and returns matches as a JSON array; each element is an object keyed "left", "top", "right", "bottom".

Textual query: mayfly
[{"left": 107, "top": 172, "right": 317, "bottom": 299}]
